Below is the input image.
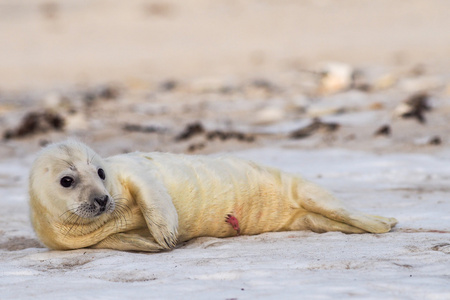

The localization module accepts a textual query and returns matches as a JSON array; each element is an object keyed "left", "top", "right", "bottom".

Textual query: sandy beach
[{"left": 1, "top": 1, "right": 449, "bottom": 299}]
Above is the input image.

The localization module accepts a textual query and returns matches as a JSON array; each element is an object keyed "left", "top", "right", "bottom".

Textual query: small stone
[
  {"left": 317, "top": 62, "right": 354, "bottom": 94},
  {"left": 374, "top": 73, "right": 398, "bottom": 90},
  {"left": 253, "top": 106, "right": 285, "bottom": 125}
]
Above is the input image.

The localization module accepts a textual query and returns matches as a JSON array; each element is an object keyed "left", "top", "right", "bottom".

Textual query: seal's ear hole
[
  {"left": 43, "top": 167, "right": 49, "bottom": 173},
  {"left": 98, "top": 168, "right": 106, "bottom": 180}
]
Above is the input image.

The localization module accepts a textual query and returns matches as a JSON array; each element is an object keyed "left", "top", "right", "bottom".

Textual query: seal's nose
[{"left": 94, "top": 195, "right": 109, "bottom": 208}]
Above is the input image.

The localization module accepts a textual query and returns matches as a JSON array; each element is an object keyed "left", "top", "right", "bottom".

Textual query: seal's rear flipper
[{"left": 297, "top": 180, "right": 397, "bottom": 234}]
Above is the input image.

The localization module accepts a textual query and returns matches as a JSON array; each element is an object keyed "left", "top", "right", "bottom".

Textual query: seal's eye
[
  {"left": 60, "top": 176, "right": 74, "bottom": 188},
  {"left": 98, "top": 168, "right": 106, "bottom": 180}
]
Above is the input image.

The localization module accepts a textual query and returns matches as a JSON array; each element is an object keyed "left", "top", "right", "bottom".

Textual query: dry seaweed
[
  {"left": 374, "top": 125, "right": 391, "bottom": 136},
  {"left": 175, "top": 122, "right": 255, "bottom": 144},
  {"left": 175, "top": 122, "right": 205, "bottom": 141},
  {"left": 3, "top": 110, "right": 65, "bottom": 140},
  {"left": 206, "top": 130, "right": 255, "bottom": 142},
  {"left": 83, "top": 84, "right": 121, "bottom": 105},
  {"left": 396, "top": 93, "right": 431, "bottom": 123},
  {"left": 187, "top": 143, "right": 206, "bottom": 152},
  {"left": 290, "top": 118, "right": 340, "bottom": 139}
]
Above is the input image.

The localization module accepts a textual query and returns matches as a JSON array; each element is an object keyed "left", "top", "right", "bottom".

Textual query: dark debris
[
  {"left": 206, "top": 130, "right": 255, "bottom": 142},
  {"left": 3, "top": 110, "right": 65, "bottom": 140},
  {"left": 187, "top": 143, "right": 206, "bottom": 152},
  {"left": 429, "top": 136, "right": 442, "bottom": 146},
  {"left": 122, "top": 124, "right": 165, "bottom": 133},
  {"left": 83, "top": 84, "right": 121, "bottom": 104},
  {"left": 399, "top": 93, "right": 431, "bottom": 123},
  {"left": 159, "top": 79, "right": 179, "bottom": 92},
  {"left": 290, "top": 118, "right": 340, "bottom": 139},
  {"left": 176, "top": 122, "right": 256, "bottom": 151},
  {"left": 374, "top": 124, "right": 391, "bottom": 136},
  {"left": 175, "top": 122, "right": 205, "bottom": 141}
]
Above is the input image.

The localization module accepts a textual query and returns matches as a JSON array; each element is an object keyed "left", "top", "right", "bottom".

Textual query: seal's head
[{"left": 29, "top": 140, "right": 116, "bottom": 227}]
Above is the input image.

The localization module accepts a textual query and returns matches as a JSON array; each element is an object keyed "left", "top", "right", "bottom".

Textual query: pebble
[
  {"left": 317, "top": 62, "right": 354, "bottom": 94},
  {"left": 253, "top": 106, "right": 286, "bottom": 125}
]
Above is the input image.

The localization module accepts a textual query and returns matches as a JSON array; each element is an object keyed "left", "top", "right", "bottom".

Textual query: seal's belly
[{"left": 138, "top": 153, "right": 302, "bottom": 241}]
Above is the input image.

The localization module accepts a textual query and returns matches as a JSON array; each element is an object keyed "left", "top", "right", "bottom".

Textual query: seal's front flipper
[
  {"left": 126, "top": 173, "right": 179, "bottom": 249},
  {"left": 136, "top": 184, "right": 179, "bottom": 249},
  {"left": 91, "top": 233, "right": 165, "bottom": 252}
]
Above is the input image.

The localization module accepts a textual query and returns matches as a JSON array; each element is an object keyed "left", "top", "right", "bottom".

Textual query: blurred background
[{"left": 1, "top": 0, "right": 449, "bottom": 156}]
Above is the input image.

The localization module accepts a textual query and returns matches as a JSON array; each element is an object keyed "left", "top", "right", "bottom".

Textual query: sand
[{"left": 0, "top": 1, "right": 449, "bottom": 299}]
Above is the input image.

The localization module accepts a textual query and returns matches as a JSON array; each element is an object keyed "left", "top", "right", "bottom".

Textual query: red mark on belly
[{"left": 225, "top": 214, "right": 240, "bottom": 235}]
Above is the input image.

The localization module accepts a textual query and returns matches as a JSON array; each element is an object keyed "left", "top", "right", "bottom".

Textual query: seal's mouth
[
  {"left": 92, "top": 195, "right": 115, "bottom": 217},
  {"left": 73, "top": 197, "right": 115, "bottom": 219},
  {"left": 95, "top": 202, "right": 114, "bottom": 217},
  {"left": 95, "top": 206, "right": 107, "bottom": 216}
]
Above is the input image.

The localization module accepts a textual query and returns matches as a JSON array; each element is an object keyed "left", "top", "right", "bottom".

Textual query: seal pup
[{"left": 29, "top": 140, "right": 397, "bottom": 252}]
